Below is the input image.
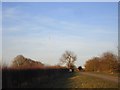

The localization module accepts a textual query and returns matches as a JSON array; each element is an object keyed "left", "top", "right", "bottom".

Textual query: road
[{"left": 80, "top": 72, "right": 119, "bottom": 83}]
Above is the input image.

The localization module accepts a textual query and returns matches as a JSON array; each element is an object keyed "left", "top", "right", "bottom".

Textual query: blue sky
[
  {"left": 2, "top": 2, "right": 118, "bottom": 67},
  {"left": 2, "top": 0, "right": 119, "bottom": 2},
  {"left": 0, "top": 3, "right": 1, "bottom": 65}
]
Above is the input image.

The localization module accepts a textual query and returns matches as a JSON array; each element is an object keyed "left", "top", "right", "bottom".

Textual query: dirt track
[{"left": 80, "top": 72, "right": 119, "bottom": 83}]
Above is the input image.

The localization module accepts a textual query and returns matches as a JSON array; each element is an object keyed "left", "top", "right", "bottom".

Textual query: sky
[
  {"left": 0, "top": 2, "right": 2, "bottom": 65},
  {"left": 2, "top": 0, "right": 120, "bottom": 2},
  {"left": 2, "top": 2, "right": 118, "bottom": 67}
]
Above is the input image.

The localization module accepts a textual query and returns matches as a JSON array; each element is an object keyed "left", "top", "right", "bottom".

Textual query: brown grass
[{"left": 2, "top": 66, "right": 69, "bottom": 88}]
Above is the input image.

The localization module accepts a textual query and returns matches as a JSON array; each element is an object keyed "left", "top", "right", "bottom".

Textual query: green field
[{"left": 28, "top": 72, "right": 118, "bottom": 88}]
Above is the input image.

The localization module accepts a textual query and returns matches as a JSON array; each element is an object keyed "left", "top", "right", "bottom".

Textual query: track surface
[{"left": 80, "top": 72, "right": 119, "bottom": 83}]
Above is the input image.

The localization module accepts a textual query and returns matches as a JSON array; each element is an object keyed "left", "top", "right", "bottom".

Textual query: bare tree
[{"left": 59, "top": 51, "right": 77, "bottom": 70}]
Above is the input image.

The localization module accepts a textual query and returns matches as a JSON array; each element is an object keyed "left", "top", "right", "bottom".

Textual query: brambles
[
  {"left": 2, "top": 67, "right": 69, "bottom": 88},
  {"left": 2, "top": 55, "right": 71, "bottom": 88}
]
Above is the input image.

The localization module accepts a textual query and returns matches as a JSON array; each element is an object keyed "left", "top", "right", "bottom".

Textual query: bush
[{"left": 84, "top": 52, "right": 118, "bottom": 73}]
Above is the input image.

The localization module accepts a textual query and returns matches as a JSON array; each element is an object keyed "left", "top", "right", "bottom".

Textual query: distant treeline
[
  {"left": 2, "top": 67, "right": 69, "bottom": 88},
  {"left": 10, "top": 55, "right": 45, "bottom": 69},
  {"left": 84, "top": 52, "right": 119, "bottom": 73}
]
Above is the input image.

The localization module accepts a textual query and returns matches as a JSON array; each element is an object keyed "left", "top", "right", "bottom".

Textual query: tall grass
[{"left": 2, "top": 67, "right": 69, "bottom": 88}]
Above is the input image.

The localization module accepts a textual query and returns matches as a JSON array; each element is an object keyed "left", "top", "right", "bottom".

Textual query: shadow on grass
[
  {"left": 23, "top": 72, "right": 76, "bottom": 88},
  {"left": 2, "top": 69, "right": 76, "bottom": 88}
]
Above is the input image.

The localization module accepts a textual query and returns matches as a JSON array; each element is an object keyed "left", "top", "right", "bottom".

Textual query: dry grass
[
  {"left": 38, "top": 72, "right": 118, "bottom": 88},
  {"left": 67, "top": 73, "right": 118, "bottom": 88},
  {"left": 2, "top": 67, "right": 69, "bottom": 88},
  {"left": 2, "top": 66, "right": 119, "bottom": 88}
]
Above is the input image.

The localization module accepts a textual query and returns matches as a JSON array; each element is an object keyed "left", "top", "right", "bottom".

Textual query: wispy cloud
[
  {"left": 2, "top": 2, "right": 118, "bottom": 66},
  {"left": 3, "top": 32, "right": 117, "bottom": 66}
]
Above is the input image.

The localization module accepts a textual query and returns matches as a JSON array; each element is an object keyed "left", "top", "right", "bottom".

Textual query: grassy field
[
  {"left": 31, "top": 72, "right": 118, "bottom": 88},
  {"left": 88, "top": 71, "right": 119, "bottom": 77},
  {"left": 3, "top": 68, "right": 119, "bottom": 88}
]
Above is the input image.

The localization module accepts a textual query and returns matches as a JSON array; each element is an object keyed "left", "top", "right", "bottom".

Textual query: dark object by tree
[
  {"left": 78, "top": 66, "right": 83, "bottom": 71},
  {"left": 59, "top": 51, "right": 77, "bottom": 72}
]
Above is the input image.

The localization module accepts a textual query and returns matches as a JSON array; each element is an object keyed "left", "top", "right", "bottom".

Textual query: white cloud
[
  {"left": 2, "top": 4, "right": 117, "bottom": 66},
  {"left": 3, "top": 32, "right": 117, "bottom": 66},
  {"left": 3, "top": 6, "right": 117, "bottom": 36}
]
